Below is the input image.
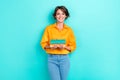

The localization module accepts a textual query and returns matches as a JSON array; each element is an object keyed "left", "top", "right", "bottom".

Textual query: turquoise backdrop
[{"left": 0, "top": 0, "right": 120, "bottom": 80}]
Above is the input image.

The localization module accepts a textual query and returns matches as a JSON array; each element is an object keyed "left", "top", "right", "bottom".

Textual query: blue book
[{"left": 50, "top": 39, "right": 66, "bottom": 44}]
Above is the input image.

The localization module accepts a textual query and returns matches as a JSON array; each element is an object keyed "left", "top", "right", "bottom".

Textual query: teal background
[{"left": 0, "top": 0, "right": 120, "bottom": 80}]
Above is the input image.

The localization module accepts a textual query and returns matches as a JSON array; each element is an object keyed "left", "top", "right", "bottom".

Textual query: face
[{"left": 55, "top": 9, "right": 67, "bottom": 23}]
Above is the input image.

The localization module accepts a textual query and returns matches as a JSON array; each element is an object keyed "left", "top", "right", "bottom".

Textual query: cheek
[
  {"left": 65, "top": 15, "right": 67, "bottom": 18},
  {"left": 64, "top": 16, "right": 67, "bottom": 18},
  {"left": 55, "top": 15, "right": 59, "bottom": 18},
  {"left": 64, "top": 15, "right": 67, "bottom": 18}
]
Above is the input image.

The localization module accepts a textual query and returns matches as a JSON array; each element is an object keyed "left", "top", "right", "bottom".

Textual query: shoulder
[
  {"left": 43, "top": 23, "right": 55, "bottom": 31},
  {"left": 45, "top": 23, "right": 55, "bottom": 30},
  {"left": 64, "top": 24, "right": 73, "bottom": 31}
]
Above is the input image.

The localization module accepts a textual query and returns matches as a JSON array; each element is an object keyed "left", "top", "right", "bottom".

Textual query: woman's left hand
[
  {"left": 57, "top": 44, "right": 65, "bottom": 49},
  {"left": 64, "top": 46, "right": 71, "bottom": 52}
]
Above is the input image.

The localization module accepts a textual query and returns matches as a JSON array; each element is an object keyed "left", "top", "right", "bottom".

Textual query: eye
[
  {"left": 56, "top": 13, "right": 60, "bottom": 15},
  {"left": 62, "top": 13, "right": 65, "bottom": 15}
]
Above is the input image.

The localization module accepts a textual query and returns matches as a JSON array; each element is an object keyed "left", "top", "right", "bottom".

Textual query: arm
[
  {"left": 66, "top": 28, "right": 76, "bottom": 52},
  {"left": 40, "top": 27, "right": 49, "bottom": 50}
]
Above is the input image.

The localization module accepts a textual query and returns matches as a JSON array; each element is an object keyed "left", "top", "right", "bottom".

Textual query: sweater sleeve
[
  {"left": 40, "top": 27, "right": 49, "bottom": 49},
  {"left": 68, "top": 28, "right": 76, "bottom": 52}
]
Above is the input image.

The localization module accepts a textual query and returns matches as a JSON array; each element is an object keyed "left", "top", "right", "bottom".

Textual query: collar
[{"left": 53, "top": 23, "right": 68, "bottom": 29}]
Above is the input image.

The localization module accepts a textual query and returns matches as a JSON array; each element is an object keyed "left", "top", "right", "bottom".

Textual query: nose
[{"left": 59, "top": 14, "right": 63, "bottom": 17}]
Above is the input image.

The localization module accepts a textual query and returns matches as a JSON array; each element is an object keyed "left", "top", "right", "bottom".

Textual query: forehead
[{"left": 56, "top": 9, "right": 64, "bottom": 13}]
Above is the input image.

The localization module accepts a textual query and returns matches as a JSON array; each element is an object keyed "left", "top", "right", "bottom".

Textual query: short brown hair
[{"left": 53, "top": 6, "right": 70, "bottom": 19}]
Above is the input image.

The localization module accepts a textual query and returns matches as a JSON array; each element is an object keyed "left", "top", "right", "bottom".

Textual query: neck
[{"left": 56, "top": 22, "right": 64, "bottom": 30}]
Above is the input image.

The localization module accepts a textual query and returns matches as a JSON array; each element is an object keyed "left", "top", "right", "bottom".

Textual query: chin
[{"left": 57, "top": 20, "right": 64, "bottom": 23}]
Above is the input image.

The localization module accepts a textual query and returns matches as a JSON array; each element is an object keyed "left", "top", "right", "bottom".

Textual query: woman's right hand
[
  {"left": 50, "top": 44, "right": 58, "bottom": 49},
  {"left": 44, "top": 45, "right": 57, "bottom": 49}
]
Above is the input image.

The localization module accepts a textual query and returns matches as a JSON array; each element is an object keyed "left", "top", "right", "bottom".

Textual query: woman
[{"left": 40, "top": 6, "right": 76, "bottom": 80}]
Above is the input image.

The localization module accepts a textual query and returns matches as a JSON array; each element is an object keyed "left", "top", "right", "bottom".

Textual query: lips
[
  {"left": 59, "top": 17, "right": 65, "bottom": 20},
  {"left": 56, "top": 17, "right": 65, "bottom": 22}
]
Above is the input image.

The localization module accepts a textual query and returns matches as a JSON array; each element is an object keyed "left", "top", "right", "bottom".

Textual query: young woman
[{"left": 40, "top": 6, "right": 76, "bottom": 80}]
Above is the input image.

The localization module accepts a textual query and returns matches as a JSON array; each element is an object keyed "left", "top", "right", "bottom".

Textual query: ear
[
  {"left": 65, "top": 16, "right": 67, "bottom": 19},
  {"left": 54, "top": 16, "right": 57, "bottom": 19}
]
